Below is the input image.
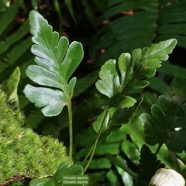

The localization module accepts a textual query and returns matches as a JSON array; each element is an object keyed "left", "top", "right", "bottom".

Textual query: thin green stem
[
  {"left": 82, "top": 145, "right": 94, "bottom": 165},
  {"left": 60, "top": 79, "right": 73, "bottom": 164},
  {"left": 67, "top": 103, "right": 73, "bottom": 164},
  {"left": 83, "top": 110, "right": 108, "bottom": 173},
  {"left": 83, "top": 130, "right": 102, "bottom": 173}
]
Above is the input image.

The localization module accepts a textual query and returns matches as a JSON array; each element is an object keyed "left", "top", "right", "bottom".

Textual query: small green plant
[
  {"left": 1, "top": 0, "right": 186, "bottom": 185},
  {"left": 23, "top": 10, "right": 84, "bottom": 164},
  {"left": 15, "top": 9, "right": 186, "bottom": 186}
]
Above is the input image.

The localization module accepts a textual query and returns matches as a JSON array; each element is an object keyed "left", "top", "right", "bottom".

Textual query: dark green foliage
[
  {"left": 141, "top": 79, "right": 186, "bottom": 152},
  {"left": 90, "top": 0, "right": 186, "bottom": 64},
  {"left": 157, "top": 0, "right": 186, "bottom": 48},
  {"left": 90, "top": 0, "right": 157, "bottom": 62},
  {"left": 136, "top": 145, "right": 165, "bottom": 186},
  {"left": 0, "top": 0, "right": 32, "bottom": 82},
  {"left": 0, "top": 0, "right": 22, "bottom": 36},
  {"left": 1, "top": 1, "right": 186, "bottom": 185}
]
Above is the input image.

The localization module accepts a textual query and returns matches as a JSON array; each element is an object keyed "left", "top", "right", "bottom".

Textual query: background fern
[
  {"left": 0, "top": 0, "right": 32, "bottom": 82},
  {"left": 89, "top": 0, "right": 186, "bottom": 63}
]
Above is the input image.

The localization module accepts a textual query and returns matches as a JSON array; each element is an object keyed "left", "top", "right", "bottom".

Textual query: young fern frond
[
  {"left": 84, "top": 39, "right": 177, "bottom": 173},
  {"left": 24, "top": 10, "right": 84, "bottom": 163},
  {"left": 94, "top": 39, "right": 177, "bottom": 135},
  {"left": 96, "top": 39, "right": 177, "bottom": 100},
  {"left": 24, "top": 10, "right": 83, "bottom": 117}
]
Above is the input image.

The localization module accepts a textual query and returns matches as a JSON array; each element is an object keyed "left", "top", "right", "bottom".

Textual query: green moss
[{"left": 0, "top": 88, "right": 69, "bottom": 183}]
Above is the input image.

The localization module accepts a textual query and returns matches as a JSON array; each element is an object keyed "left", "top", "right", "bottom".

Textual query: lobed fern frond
[{"left": 24, "top": 10, "right": 84, "bottom": 117}]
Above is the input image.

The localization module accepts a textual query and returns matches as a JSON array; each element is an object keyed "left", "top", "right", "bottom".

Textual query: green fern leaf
[
  {"left": 94, "top": 39, "right": 176, "bottom": 137},
  {"left": 91, "top": 0, "right": 186, "bottom": 64},
  {"left": 133, "top": 39, "right": 177, "bottom": 78},
  {"left": 0, "top": 0, "right": 31, "bottom": 81},
  {"left": 93, "top": 108, "right": 115, "bottom": 134},
  {"left": 93, "top": 100, "right": 142, "bottom": 137},
  {"left": 90, "top": 0, "right": 158, "bottom": 62},
  {"left": 96, "top": 39, "right": 176, "bottom": 99},
  {"left": 24, "top": 85, "right": 66, "bottom": 116},
  {"left": 24, "top": 10, "right": 84, "bottom": 116},
  {"left": 0, "top": 22, "right": 29, "bottom": 54},
  {"left": 158, "top": 0, "right": 186, "bottom": 48},
  {"left": 0, "top": 0, "right": 22, "bottom": 35},
  {"left": 95, "top": 59, "right": 120, "bottom": 98}
]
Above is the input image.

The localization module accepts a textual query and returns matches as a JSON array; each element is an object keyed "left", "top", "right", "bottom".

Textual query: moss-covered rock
[{"left": 0, "top": 88, "right": 69, "bottom": 183}]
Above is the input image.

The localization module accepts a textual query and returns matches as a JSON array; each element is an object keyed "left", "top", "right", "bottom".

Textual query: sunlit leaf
[
  {"left": 24, "top": 85, "right": 66, "bottom": 117},
  {"left": 24, "top": 10, "right": 84, "bottom": 116},
  {"left": 96, "top": 39, "right": 177, "bottom": 99},
  {"left": 139, "top": 39, "right": 177, "bottom": 78},
  {"left": 119, "top": 96, "right": 136, "bottom": 108},
  {"left": 96, "top": 59, "right": 120, "bottom": 98}
]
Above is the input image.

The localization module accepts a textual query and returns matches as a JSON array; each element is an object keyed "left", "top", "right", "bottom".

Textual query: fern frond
[
  {"left": 90, "top": 0, "right": 186, "bottom": 65},
  {"left": 95, "top": 39, "right": 176, "bottom": 99},
  {"left": 0, "top": 0, "right": 23, "bottom": 36},
  {"left": 90, "top": 0, "right": 158, "bottom": 63},
  {"left": 0, "top": 1, "right": 32, "bottom": 82},
  {"left": 24, "top": 10, "right": 84, "bottom": 117},
  {"left": 157, "top": 1, "right": 186, "bottom": 48}
]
